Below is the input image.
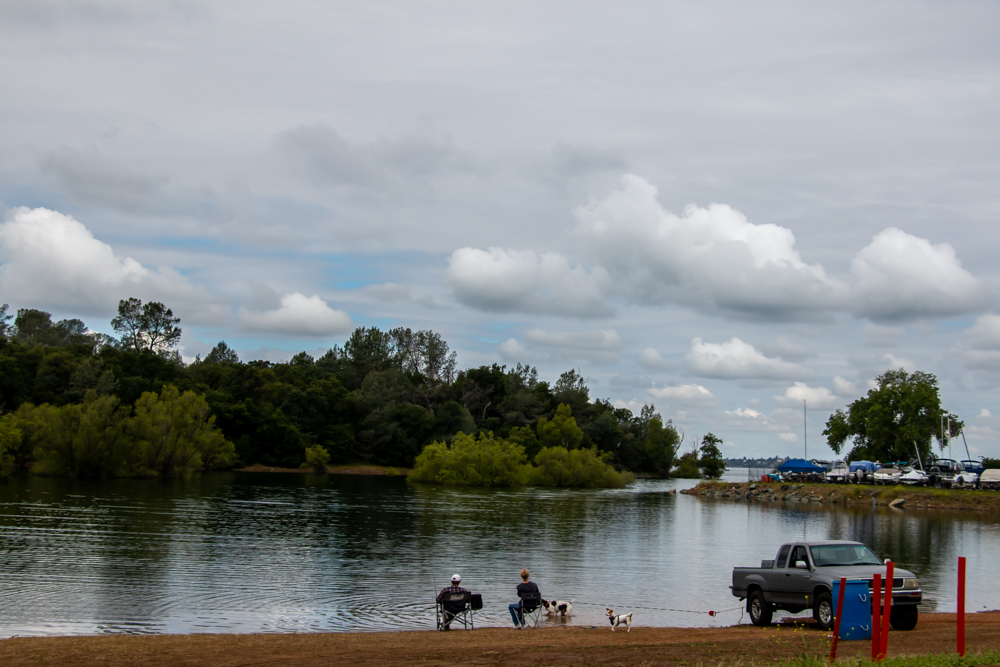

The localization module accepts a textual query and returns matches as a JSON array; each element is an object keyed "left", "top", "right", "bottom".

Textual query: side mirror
[{"left": 795, "top": 560, "right": 808, "bottom": 569}]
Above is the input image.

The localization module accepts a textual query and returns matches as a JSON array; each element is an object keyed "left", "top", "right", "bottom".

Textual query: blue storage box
[{"left": 832, "top": 580, "right": 872, "bottom": 640}]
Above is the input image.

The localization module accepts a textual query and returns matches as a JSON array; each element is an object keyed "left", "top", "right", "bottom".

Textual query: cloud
[
  {"left": 638, "top": 347, "right": 674, "bottom": 370},
  {"left": 774, "top": 382, "right": 838, "bottom": 409},
  {"left": 0, "top": 206, "right": 217, "bottom": 319},
  {"left": 833, "top": 376, "right": 861, "bottom": 396},
  {"left": 41, "top": 147, "right": 169, "bottom": 212},
  {"left": 851, "top": 228, "right": 981, "bottom": 322},
  {"left": 447, "top": 247, "right": 612, "bottom": 318},
  {"left": 684, "top": 337, "right": 811, "bottom": 381},
  {"left": 525, "top": 328, "right": 620, "bottom": 352},
  {"left": 277, "top": 124, "right": 471, "bottom": 193},
  {"left": 572, "top": 174, "right": 850, "bottom": 320},
  {"left": 239, "top": 293, "right": 351, "bottom": 337},
  {"left": 726, "top": 407, "right": 764, "bottom": 419},
  {"left": 647, "top": 384, "right": 716, "bottom": 404},
  {"left": 779, "top": 432, "right": 798, "bottom": 442},
  {"left": 498, "top": 338, "right": 533, "bottom": 363}
]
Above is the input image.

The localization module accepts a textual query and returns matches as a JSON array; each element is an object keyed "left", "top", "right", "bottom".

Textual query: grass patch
[{"left": 770, "top": 649, "right": 1000, "bottom": 667}]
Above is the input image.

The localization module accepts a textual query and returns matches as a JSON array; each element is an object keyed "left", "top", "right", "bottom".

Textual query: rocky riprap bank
[{"left": 680, "top": 481, "right": 1000, "bottom": 513}]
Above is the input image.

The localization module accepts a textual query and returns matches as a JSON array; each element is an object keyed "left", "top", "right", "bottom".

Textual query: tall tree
[
  {"left": 823, "top": 368, "right": 961, "bottom": 463},
  {"left": 698, "top": 433, "right": 726, "bottom": 479},
  {"left": 644, "top": 417, "right": 681, "bottom": 478},
  {"left": 0, "top": 303, "right": 11, "bottom": 340},
  {"left": 537, "top": 403, "right": 584, "bottom": 450},
  {"left": 111, "top": 298, "right": 181, "bottom": 355}
]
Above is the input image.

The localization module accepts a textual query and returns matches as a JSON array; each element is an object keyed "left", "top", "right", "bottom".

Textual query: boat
[
  {"left": 898, "top": 466, "right": 929, "bottom": 486},
  {"left": 848, "top": 460, "right": 880, "bottom": 484},
  {"left": 980, "top": 469, "right": 1000, "bottom": 490},
  {"left": 774, "top": 458, "right": 827, "bottom": 482},
  {"left": 873, "top": 463, "right": 903, "bottom": 485},
  {"left": 825, "top": 461, "right": 850, "bottom": 484},
  {"left": 961, "top": 459, "right": 985, "bottom": 476}
]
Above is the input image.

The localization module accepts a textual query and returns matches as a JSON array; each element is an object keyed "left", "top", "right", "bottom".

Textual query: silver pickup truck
[{"left": 731, "top": 540, "right": 922, "bottom": 630}]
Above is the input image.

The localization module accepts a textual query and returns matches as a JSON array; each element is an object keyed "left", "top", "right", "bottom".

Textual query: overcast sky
[{"left": 2, "top": 0, "right": 999, "bottom": 459}]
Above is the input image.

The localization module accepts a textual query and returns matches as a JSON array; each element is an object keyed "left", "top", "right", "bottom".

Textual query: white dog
[
  {"left": 542, "top": 599, "right": 574, "bottom": 617},
  {"left": 606, "top": 608, "right": 632, "bottom": 632}
]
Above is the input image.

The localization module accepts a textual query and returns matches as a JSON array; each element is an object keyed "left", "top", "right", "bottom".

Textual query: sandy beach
[{"left": 1, "top": 611, "right": 997, "bottom": 667}]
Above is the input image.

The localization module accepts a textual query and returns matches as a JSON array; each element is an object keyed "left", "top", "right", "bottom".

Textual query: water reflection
[{"left": 0, "top": 470, "right": 996, "bottom": 636}]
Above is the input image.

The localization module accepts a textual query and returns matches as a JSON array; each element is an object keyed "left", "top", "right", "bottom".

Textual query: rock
[
  {"left": 889, "top": 497, "right": 906, "bottom": 508},
  {"left": 749, "top": 483, "right": 757, "bottom": 490},
  {"left": 668, "top": 488, "right": 677, "bottom": 494}
]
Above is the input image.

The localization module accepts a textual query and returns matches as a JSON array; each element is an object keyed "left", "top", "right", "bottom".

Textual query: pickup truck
[{"left": 731, "top": 540, "right": 922, "bottom": 630}]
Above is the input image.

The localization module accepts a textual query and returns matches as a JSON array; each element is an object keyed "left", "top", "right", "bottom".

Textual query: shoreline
[
  {"left": 1, "top": 611, "right": 996, "bottom": 667},
  {"left": 235, "top": 464, "right": 409, "bottom": 476},
  {"left": 682, "top": 480, "right": 1000, "bottom": 512}
]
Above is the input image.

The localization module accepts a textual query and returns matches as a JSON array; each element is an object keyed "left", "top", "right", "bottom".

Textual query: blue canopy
[{"left": 775, "top": 458, "right": 827, "bottom": 474}]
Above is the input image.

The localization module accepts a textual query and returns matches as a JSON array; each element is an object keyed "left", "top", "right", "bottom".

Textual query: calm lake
[{"left": 0, "top": 469, "right": 996, "bottom": 636}]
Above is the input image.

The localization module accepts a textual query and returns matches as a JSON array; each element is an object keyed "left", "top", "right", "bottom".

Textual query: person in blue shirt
[{"left": 508, "top": 568, "right": 541, "bottom": 628}]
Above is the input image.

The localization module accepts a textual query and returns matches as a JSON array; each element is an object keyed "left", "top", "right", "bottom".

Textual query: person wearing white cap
[{"left": 436, "top": 574, "right": 469, "bottom": 630}]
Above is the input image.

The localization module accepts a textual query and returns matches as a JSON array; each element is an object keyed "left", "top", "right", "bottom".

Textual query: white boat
[
  {"left": 898, "top": 467, "right": 929, "bottom": 486},
  {"left": 980, "top": 469, "right": 1000, "bottom": 490},
  {"left": 873, "top": 464, "right": 903, "bottom": 485},
  {"left": 825, "top": 461, "right": 850, "bottom": 484}
]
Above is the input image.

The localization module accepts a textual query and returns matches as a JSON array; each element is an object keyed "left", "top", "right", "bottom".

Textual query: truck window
[
  {"left": 776, "top": 545, "right": 791, "bottom": 568},
  {"left": 790, "top": 545, "right": 809, "bottom": 567}
]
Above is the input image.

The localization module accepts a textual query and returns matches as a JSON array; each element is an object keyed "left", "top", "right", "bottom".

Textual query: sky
[{"left": 1, "top": 0, "right": 999, "bottom": 459}]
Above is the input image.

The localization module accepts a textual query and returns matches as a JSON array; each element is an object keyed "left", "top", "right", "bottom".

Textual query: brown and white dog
[
  {"left": 542, "top": 599, "right": 574, "bottom": 617},
  {"left": 606, "top": 608, "right": 632, "bottom": 632}
]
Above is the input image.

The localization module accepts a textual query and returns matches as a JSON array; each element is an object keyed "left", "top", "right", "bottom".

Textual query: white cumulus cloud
[
  {"left": 684, "top": 337, "right": 810, "bottom": 381},
  {"left": 0, "top": 206, "right": 219, "bottom": 320},
  {"left": 447, "top": 246, "right": 612, "bottom": 318},
  {"left": 851, "top": 227, "right": 980, "bottom": 322},
  {"left": 647, "top": 384, "right": 716, "bottom": 404},
  {"left": 239, "top": 293, "right": 351, "bottom": 337},
  {"left": 774, "top": 382, "right": 839, "bottom": 409},
  {"left": 572, "top": 174, "right": 850, "bottom": 320},
  {"left": 498, "top": 338, "right": 533, "bottom": 362},
  {"left": 638, "top": 347, "right": 673, "bottom": 370}
]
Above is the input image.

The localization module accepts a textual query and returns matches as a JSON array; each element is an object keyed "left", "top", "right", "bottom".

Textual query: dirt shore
[
  {"left": 1, "top": 612, "right": 996, "bottom": 667},
  {"left": 682, "top": 481, "right": 1000, "bottom": 513}
]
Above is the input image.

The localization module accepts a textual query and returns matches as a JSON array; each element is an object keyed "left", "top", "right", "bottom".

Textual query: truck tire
[
  {"left": 813, "top": 592, "right": 834, "bottom": 630},
  {"left": 890, "top": 606, "right": 918, "bottom": 631},
  {"left": 748, "top": 590, "right": 772, "bottom": 627}
]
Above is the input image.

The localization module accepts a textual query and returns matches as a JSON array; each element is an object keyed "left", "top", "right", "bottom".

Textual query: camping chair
[
  {"left": 517, "top": 590, "right": 543, "bottom": 629},
  {"left": 436, "top": 591, "right": 478, "bottom": 631}
]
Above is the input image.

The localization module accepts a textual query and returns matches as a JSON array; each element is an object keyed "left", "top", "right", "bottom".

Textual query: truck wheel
[
  {"left": 748, "top": 590, "right": 772, "bottom": 627},
  {"left": 890, "top": 607, "right": 918, "bottom": 631},
  {"left": 813, "top": 592, "right": 834, "bottom": 631}
]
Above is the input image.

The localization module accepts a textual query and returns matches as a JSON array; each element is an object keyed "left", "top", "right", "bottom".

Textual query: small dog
[
  {"left": 606, "top": 608, "right": 632, "bottom": 632},
  {"left": 542, "top": 599, "right": 574, "bottom": 617}
]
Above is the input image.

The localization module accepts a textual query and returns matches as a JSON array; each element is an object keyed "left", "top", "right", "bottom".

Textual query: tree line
[{"left": 0, "top": 300, "right": 729, "bottom": 481}]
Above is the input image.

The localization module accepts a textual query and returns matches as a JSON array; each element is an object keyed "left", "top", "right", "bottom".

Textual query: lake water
[{"left": 0, "top": 469, "right": 997, "bottom": 636}]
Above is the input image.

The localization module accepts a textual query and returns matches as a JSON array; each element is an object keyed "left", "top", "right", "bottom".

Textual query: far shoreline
[{"left": 235, "top": 464, "right": 409, "bottom": 476}]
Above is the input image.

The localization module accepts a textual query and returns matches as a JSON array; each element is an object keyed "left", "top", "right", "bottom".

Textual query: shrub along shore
[{"left": 683, "top": 480, "right": 1000, "bottom": 512}]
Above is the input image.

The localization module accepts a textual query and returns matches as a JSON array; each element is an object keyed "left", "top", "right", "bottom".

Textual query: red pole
[
  {"left": 830, "top": 577, "right": 846, "bottom": 662},
  {"left": 880, "top": 561, "right": 893, "bottom": 660},
  {"left": 958, "top": 556, "right": 966, "bottom": 657},
  {"left": 872, "top": 574, "right": 881, "bottom": 661}
]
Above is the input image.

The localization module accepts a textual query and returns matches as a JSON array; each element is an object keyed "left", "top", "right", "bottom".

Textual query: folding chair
[
  {"left": 517, "top": 590, "right": 543, "bottom": 629},
  {"left": 437, "top": 591, "right": 475, "bottom": 631}
]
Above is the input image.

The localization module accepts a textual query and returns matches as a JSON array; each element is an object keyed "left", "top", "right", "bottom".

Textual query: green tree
[
  {"left": 0, "top": 303, "right": 12, "bottom": 339},
  {"left": 30, "top": 394, "right": 130, "bottom": 478},
  {"left": 302, "top": 444, "right": 331, "bottom": 472},
  {"left": 529, "top": 446, "right": 634, "bottom": 488},
  {"left": 673, "top": 448, "right": 702, "bottom": 478},
  {"left": 124, "top": 385, "right": 236, "bottom": 478},
  {"left": 408, "top": 432, "right": 529, "bottom": 487},
  {"left": 13, "top": 309, "right": 95, "bottom": 347},
  {"left": 537, "top": 404, "right": 584, "bottom": 450},
  {"left": 823, "top": 368, "right": 959, "bottom": 463},
  {"left": 204, "top": 341, "right": 239, "bottom": 364},
  {"left": 0, "top": 414, "right": 21, "bottom": 479},
  {"left": 111, "top": 298, "right": 182, "bottom": 355},
  {"left": 644, "top": 417, "right": 681, "bottom": 478},
  {"left": 698, "top": 432, "right": 726, "bottom": 478}
]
